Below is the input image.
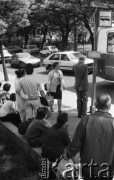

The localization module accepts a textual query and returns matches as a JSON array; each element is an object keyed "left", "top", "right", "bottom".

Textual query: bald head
[{"left": 95, "top": 93, "right": 111, "bottom": 111}]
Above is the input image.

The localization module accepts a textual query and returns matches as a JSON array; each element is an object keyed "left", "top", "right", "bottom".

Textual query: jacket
[
  {"left": 66, "top": 111, "right": 114, "bottom": 175},
  {"left": 42, "top": 124, "right": 70, "bottom": 160},
  {"left": 73, "top": 62, "right": 88, "bottom": 91},
  {"left": 47, "top": 69, "right": 65, "bottom": 92}
]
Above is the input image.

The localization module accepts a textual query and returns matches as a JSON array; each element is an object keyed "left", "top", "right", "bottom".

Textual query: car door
[
  {"left": 48, "top": 53, "right": 60, "bottom": 66},
  {"left": 60, "top": 54, "right": 72, "bottom": 70}
]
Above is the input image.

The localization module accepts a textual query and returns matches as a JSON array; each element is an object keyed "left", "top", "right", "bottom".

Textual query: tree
[{"left": 0, "top": 0, "right": 30, "bottom": 46}]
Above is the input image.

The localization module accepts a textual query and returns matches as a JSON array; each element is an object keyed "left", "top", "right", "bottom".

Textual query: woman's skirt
[{"left": 50, "top": 85, "right": 62, "bottom": 100}]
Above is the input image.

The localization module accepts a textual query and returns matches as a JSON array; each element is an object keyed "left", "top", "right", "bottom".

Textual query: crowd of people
[{"left": 0, "top": 59, "right": 114, "bottom": 180}]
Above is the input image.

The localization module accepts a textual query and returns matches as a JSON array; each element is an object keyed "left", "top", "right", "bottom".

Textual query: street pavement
[{"left": 0, "top": 71, "right": 114, "bottom": 118}]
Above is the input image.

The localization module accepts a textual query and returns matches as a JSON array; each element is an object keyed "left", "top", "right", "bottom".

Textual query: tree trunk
[
  {"left": 41, "top": 26, "right": 48, "bottom": 49},
  {"left": 24, "top": 33, "right": 29, "bottom": 48},
  {"left": 61, "top": 32, "right": 69, "bottom": 51},
  {"left": 74, "top": 23, "right": 77, "bottom": 51},
  {"left": 8, "top": 35, "right": 11, "bottom": 46},
  {"left": 83, "top": 21, "right": 94, "bottom": 50}
]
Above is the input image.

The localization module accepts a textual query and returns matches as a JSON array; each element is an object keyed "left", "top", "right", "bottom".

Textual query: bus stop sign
[{"left": 91, "top": 2, "right": 114, "bottom": 9}]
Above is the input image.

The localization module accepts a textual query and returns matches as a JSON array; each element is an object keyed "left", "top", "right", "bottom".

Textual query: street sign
[
  {"left": 99, "top": 11, "right": 112, "bottom": 27},
  {"left": 91, "top": 2, "right": 114, "bottom": 9},
  {"left": 88, "top": 51, "right": 100, "bottom": 59}
]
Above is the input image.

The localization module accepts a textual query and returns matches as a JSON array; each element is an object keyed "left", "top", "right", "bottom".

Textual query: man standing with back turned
[{"left": 73, "top": 56, "right": 88, "bottom": 118}]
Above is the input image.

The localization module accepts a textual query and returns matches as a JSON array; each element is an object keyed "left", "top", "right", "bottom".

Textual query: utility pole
[{"left": 0, "top": 38, "right": 9, "bottom": 81}]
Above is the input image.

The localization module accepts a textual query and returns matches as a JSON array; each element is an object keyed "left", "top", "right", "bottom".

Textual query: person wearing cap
[
  {"left": 73, "top": 56, "right": 88, "bottom": 118},
  {"left": 42, "top": 112, "right": 70, "bottom": 161}
]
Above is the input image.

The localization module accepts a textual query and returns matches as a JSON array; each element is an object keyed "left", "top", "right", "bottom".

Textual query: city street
[{"left": 0, "top": 63, "right": 114, "bottom": 105}]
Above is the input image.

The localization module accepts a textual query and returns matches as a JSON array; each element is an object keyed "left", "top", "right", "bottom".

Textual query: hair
[
  {"left": 15, "top": 69, "right": 25, "bottom": 78},
  {"left": 79, "top": 56, "right": 85, "bottom": 61},
  {"left": 36, "top": 107, "right": 48, "bottom": 120},
  {"left": 95, "top": 93, "right": 111, "bottom": 110},
  {"left": 3, "top": 83, "right": 11, "bottom": 92},
  {"left": 52, "top": 62, "right": 59, "bottom": 69},
  {"left": 56, "top": 112, "right": 68, "bottom": 128},
  {"left": 25, "top": 63, "right": 33, "bottom": 75},
  {"left": 10, "top": 93, "right": 16, "bottom": 102}
]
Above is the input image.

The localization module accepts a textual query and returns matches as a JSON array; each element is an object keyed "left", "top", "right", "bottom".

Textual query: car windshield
[
  {"left": 50, "top": 46, "right": 57, "bottom": 50},
  {"left": 27, "top": 45, "right": 36, "bottom": 49},
  {"left": 8, "top": 46, "right": 16, "bottom": 49},
  {"left": 69, "top": 52, "right": 85, "bottom": 59},
  {"left": 17, "top": 53, "right": 31, "bottom": 58}
]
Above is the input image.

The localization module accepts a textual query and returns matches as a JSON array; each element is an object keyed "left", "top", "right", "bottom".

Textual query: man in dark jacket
[
  {"left": 26, "top": 107, "right": 52, "bottom": 147},
  {"left": 73, "top": 56, "right": 88, "bottom": 117},
  {"left": 64, "top": 93, "right": 114, "bottom": 180}
]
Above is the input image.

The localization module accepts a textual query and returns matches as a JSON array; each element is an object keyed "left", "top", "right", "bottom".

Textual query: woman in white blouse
[{"left": 47, "top": 62, "right": 65, "bottom": 113}]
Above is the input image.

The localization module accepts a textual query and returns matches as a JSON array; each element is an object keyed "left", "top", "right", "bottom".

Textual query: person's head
[
  {"left": 10, "top": 93, "right": 16, "bottom": 102},
  {"left": 36, "top": 107, "right": 49, "bottom": 120},
  {"left": 95, "top": 93, "right": 111, "bottom": 112},
  {"left": 15, "top": 69, "right": 25, "bottom": 78},
  {"left": 78, "top": 56, "right": 85, "bottom": 63},
  {"left": 3, "top": 83, "right": 11, "bottom": 92},
  {"left": 52, "top": 62, "right": 60, "bottom": 70},
  {"left": 25, "top": 63, "right": 33, "bottom": 75},
  {"left": 56, "top": 112, "right": 68, "bottom": 129}
]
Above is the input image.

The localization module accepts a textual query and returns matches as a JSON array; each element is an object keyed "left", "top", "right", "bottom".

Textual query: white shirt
[{"left": 0, "top": 100, "right": 15, "bottom": 117}]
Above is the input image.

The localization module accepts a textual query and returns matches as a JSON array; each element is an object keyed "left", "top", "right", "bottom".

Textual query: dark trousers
[
  {"left": 0, "top": 112, "right": 21, "bottom": 127},
  {"left": 76, "top": 90, "right": 88, "bottom": 116}
]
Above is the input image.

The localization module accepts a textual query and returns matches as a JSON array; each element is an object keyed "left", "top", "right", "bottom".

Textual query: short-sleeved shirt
[
  {"left": 0, "top": 100, "right": 15, "bottom": 117},
  {"left": 17, "top": 75, "right": 43, "bottom": 100}
]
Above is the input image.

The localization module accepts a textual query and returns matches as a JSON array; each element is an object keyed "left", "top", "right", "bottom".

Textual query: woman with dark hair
[
  {"left": 0, "top": 93, "right": 21, "bottom": 127},
  {"left": 15, "top": 69, "right": 28, "bottom": 122},
  {"left": 47, "top": 62, "right": 65, "bottom": 113},
  {"left": 1, "top": 83, "right": 11, "bottom": 103}
]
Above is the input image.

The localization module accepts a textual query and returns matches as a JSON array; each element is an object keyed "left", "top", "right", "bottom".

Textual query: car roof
[
  {"left": 16, "top": 52, "right": 30, "bottom": 56},
  {"left": 52, "top": 51, "right": 81, "bottom": 54}
]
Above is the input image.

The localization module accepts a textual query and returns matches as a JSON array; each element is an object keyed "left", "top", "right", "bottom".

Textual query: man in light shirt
[{"left": 16, "top": 63, "right": 46, "bottom": 120}]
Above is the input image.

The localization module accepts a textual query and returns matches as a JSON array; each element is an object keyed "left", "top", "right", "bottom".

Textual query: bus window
[{"left": 107, "top": 33, "right": 114, "bottom": 53}]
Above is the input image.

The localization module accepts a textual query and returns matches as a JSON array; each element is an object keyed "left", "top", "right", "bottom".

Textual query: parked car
[
  {"left": 7, "top": 45, "right": 22, "bottom": 54},
  {"left": 23, "top": 45, "right": 39, "bottom": 55},
  {"left": 43, "top": 51, "right": 93, "bottom": 73},
  {"left": 0, "top": 46, "right": 12, "bottom": 63},
  {"left": 40, "top": 46, "right": 58, "bottom": 56},
  {"left": 10, "top": 52, "right": 41, "bottom": 68}
]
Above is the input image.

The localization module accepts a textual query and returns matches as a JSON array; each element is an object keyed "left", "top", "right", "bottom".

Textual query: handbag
[
  {"left": 44, "top": 83, "right": 47, "bottom": 91},
  {"left": 40, "top": 96, "right": 49, "bottom": 107},
  {"left": 46, "top": 92, "right": 54, "bottom": 106}
]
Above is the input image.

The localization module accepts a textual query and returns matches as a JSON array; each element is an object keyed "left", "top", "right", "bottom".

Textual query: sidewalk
[
  {"left": 1, "top": 71, "right": 114, "bottom": 138},
  {"left": 0, "top": 71, "right": 114, "bottom": 117}
]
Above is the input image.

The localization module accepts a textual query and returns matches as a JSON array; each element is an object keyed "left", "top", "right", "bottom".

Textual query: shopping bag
[
  {"left": 56, "top": 158, "right": 75, "bottom": 179},
  {"left": 46, "top": 93, "right": 54, "bottom": 106}
]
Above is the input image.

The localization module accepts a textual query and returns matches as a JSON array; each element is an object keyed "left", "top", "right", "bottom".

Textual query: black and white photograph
[{"left": 0, "top": 0, "right": 114, "bottom": 179}]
